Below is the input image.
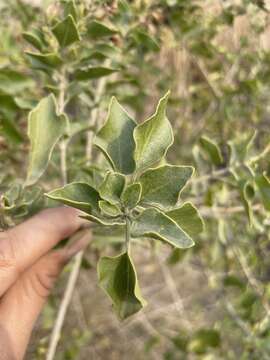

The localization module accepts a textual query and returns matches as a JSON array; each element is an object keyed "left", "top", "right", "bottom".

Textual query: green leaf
[
  {"left": 74, "top": 67, "right": 119, "bottom": 81},
  {"left": 131, "top": 29, "right": 160, "bottom": 52},
  {"left": 81, "top": 213, "right": 125, "bottom": 226},
  {"left": 46, "top": 182, "right": 100, "bottom": 214},
  {"left": 26, "top": 94, "right": 67, "bottom": 185},
  {"left": 94, "top": 97, "right": 136, "bottom": 174},
  {"left": 52, "top": 15, "right": 80, "bottom": 47},
  {"left": 131, "top": 208, "right": 194, "bottom": 249},
  {"left": 239, "top": 179, "right": 255, "bottom": 226},
  {"left": 64, "top": 0, "right": 77, "bottom": 21},
  {"left": 139, "top": 165, "right": 194, "bottom": 209},
  {"left": 23, "top": 29, "right": 46, "bottom": 51},
  {"left": 26, "top": 52, "right": 62, "bottom": 72},
  {"left": 87, "top": 20, "right": 117, "bottom": 38},
  {"left": 0, "top": 116, "right": 23, "bottom": 144},
  {"left": 255, "top": 173, "right": 270, "bottom": 211},
  {"left": 99, "top": 171, "right": 126, "bottom": 205},
  {"left": 199, "top": 136, "right": 223, "bottom": 166},
  {"left": 98, "top": 252, "right": 146, "bottom": 319},
  {"left": 0, "top": 68, "right": 34, "bottom": 95},
  {"left": 99, "top": 200, "right": 122, "bottom": 217},
  {"left": 133, "top": 92, "right": 173, "bottom": 172},
  {"left": 228, "top": 130, "right": 256, "bottom": 165},
  {"left": 166, "top": 202, "right": 204, "bottom": 237},
  {"left": 121, "top": 183, "right": 141, "bottom": 209}
]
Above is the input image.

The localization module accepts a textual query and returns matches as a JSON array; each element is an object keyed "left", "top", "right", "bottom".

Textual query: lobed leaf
[
  {"left": 133, "top": 91, "right": 173, "bottom": 172},
  {"left": 139, "top": 165, "right": 194, "bottom": 209},
  {"left": 131, "top": 208, "right": 194, "bottom": 249},
  {"left": 98, "top": 252, "right": 146, "bottom": 320},
  {"left": 46, "top": 182, "right": 100, "bottom": 214},
  {"left": 52, "top": 15, "right": 80, "bottom": 47},
  {"left": 94, "top": 97, "right": 136, "bottom": 174},
  {"left": 26, "top": 94, "right": 67, "bottom": 185},
  {"left": 166, "top": 202, "right": 204, "bottom": 237}
]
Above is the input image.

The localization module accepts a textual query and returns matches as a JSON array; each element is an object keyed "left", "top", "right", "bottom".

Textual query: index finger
[{"left": 1, "top": 207, "right": 84, "bottom": 275}]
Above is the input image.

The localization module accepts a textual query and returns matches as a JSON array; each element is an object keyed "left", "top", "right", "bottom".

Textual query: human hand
[{"left": 0, "top": 207, "right": 88, "bottom": 360}]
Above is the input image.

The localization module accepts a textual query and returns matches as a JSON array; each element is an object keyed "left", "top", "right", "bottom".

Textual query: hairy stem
[{"left": 125, "top": 215, "right": 131, "bottom": 254}]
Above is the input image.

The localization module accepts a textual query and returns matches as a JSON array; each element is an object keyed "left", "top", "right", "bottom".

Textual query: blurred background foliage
[{"left": 1, "top": 0, "right": 270, "bottom": 359}]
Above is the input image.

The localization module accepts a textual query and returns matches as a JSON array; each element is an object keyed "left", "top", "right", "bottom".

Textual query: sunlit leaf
[
  {"left": 133, "top": 92, "right": 173, "bottom": 172},
  {"left": 99, "top": 171, "right": 126, "bottom": 205},
  {"left": 139, "top": 165, "right": 194, "bottom": 209},
  {"left": 166, "top": 202, "right": 204, "bottom": 237},
  {"left": 131, "top": 208, "right": 194, "bottom": 248},
  {"left": 87, "top": 20, "right": 117, "bottom": 38},
  {"left": 46, "top": 182, "right": 100, "bottom": 214},
  {"left": 74, "top": 67, "right": 118, "bottom": 81},
  {"left": 26, "top": 94, "right": 67, "bottom": 185},
  {"left": 95, "top": 97, "right": 136, "bottom": 174},
  {"left": 52, "top": 15, "right": 80, "bottom": 47}
]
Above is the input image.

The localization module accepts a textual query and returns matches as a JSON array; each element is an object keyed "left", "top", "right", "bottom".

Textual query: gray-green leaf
[
  {"left": 121, "top": 183, "right": 141, "bottom": 209},
  {"left": 26, "top": 94, "right": 67, "bottom": 185},
  {"left": 131, "top": 208, "right": 194, "bottom": 248},
  {"left": 26, "top": 52, "right": 62, "bottom": 72},
  {"left": 94, "top": 97, "right": 137, "bottom": 174},
  {"left": 166, "top": 202, "right": 204, "bottom": 237},
  {"left": 99, "top": 171, "right": 126, "bottom": 205},
  {"left": 98, "top": 252, "right": 146, "bottom": 319},
  {"left": 99, "top": 200, "right": 122, "bottom": 217},
  {"left": 52, "top": 15, "right": 80, "bottom": 47},
  {"left": 46, "top": 182, "right": 100, "bottom": 214},
  {"left": 133, "top": 91, "right": 173, "bottom": 172},
  {"left": 139, "top": 165, "right": 194, "bottom": 209}
]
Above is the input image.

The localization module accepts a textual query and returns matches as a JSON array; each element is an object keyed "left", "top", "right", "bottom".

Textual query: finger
[
  {"left": 0, "top": 207, "right": 84, "bottom": 282},
  {"left": 0, "top": 231, "right": 90, "bottom": 360}
]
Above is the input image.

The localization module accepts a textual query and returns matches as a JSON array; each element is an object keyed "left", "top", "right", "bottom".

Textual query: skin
[{"left": 0, "top": 207, "right": 89, "bottom": 360}]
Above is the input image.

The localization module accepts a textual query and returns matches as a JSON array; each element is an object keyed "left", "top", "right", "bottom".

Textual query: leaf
[
  {"left": 199, "top": 136, "right": 223, "bottom": 166},
  {"left": 74, "top": 67, "right": 119, "bottom": 81},
  {"left": 133, "top": 92, "right": 173, "bottom": 172},
  {"left": 26, "top": 52, "right": 62, "bottom": 72},
  {"left": 99, "top": 171, "right": 126, "bottom": 204},
  {"left": 0, "top": 116, "right": 23, "bottom": 144},
  {"left": 99, "top": 200, "right": 122, "bottom": 217},
  {"left": 131, "top": 208, "right": 194, "bottom": 249},
  {"left": 98, "top": 252, "right": 146, "bottom": 319},
  {"left": 52, "top": 15, "right": 80, "bottom": 47},
  {"left": 46, "top": 182, "right": 100, "bottom": 214},
  {"left": 121, "top": 183, "right": 141, "bottom": 209},
  {"left": 64, "top": 0, "right": 77, "bottom": 21},
  {"left": 23, "top": 29, "right": 46, "bottom": 51},
  {"left": 94, "top": 97, "right": 136, "bottom": 174},
  {"left": 81, "top": 213, "right": 125, "bottom": 226},
  {"left": 238, "top": 179, "right": 255, "bottom": 226},
  {"left": 166, "top": 202, "right": 204, "bottom": 237},
  {"left": 87, "top": 20, "right": 117, "bottom": 38},
  {"left": 139, "top": 165, "right": 194, "bottom": 209},
  {"left": 255, "top": 173, "right": 270, "bottom": 211},
  {"left": 0, "top": 68, "right": 34, "bottom": 95},
  {"left": 26, "top": 94, "right": 67, "bottom": 185},
  {"left": 228, "top": 130, "right": 256, "bottom": 165},
  {"left": 131, "top": 29, "right": 160, "bottom": 52}
]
